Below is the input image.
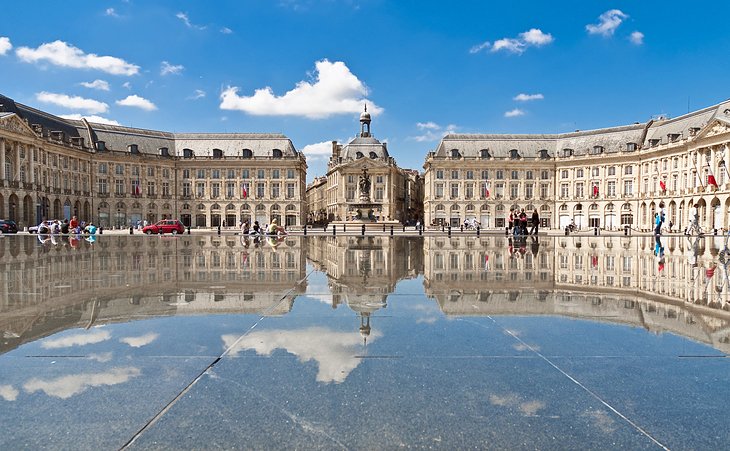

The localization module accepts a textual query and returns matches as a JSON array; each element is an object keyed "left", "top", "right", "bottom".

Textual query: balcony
[{"left": 98, "top": 192, "right": 110, "bottom": 198}]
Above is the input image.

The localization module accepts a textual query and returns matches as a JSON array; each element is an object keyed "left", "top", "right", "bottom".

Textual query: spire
[{"left": 359, "top": 104, "right": 371, "bottom": 137}]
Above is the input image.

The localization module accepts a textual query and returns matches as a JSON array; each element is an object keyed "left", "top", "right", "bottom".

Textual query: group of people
[
  {"left": 239, "top": 218, "right": 287, "bottom": 236},
  {"left": 509, "top": 208, "right": 540, "bottom": 236},
  {"left": 37, "top": 216, "right": 98, "bottom": 236}
]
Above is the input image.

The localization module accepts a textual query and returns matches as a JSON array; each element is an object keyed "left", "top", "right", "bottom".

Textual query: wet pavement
[{"left": 1, "top": 233, "right": 730, "bottom": 449}]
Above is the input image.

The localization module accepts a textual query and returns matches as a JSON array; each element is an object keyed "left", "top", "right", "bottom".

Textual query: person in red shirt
[{"left": 69, "top": 216, "right": 79, "bottom": 230}]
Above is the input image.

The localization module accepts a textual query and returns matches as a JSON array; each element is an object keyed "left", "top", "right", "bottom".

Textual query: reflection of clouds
[
  {"left": 513, "top": 343, "right": 540, "bottom": 352},
  {"left": 489, "top": 392, "right": 545, "bottom": 417},
  {"left": 88, "top": 352, "right": 113, "bottom": 362},
  {"left": 120, "top": 332, "right": 159, "bottom": 348},
  {"left": 0, "top": 385, "right": 19, "bottom": 401},
  {"left": 41, "top": 330, "right": 111, "bottom": 349},
  {"left": 223, "top": 327, "right": 381, "bottom": 383},
  {"left": 23, "top": 367, "right": 141, "bottom": 399},
  {"left": 416, "top": 317, "right": 438, "bottom": 325},
  {"left": 584, "top": 409, "right": 617, "bottom": 433},
  {"left": 304, "top": 280, "right": 334, "bottom": 305}
]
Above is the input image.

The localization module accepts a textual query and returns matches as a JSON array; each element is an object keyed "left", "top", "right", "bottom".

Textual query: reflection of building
[
  {"left": 0, "top": 94, "right": 307, "bottom": 229},
  {"left": 0, "top": 235, "right": 307, "bottom": 355},
  {"left": 305, "top": 109, "right": 423, "bottom": 225},
  {"left": 423, "top": 99, "right": 730, "bottom": 231},
  {"left": 306, "top": 235, "right": 423, "bottom": 338}
]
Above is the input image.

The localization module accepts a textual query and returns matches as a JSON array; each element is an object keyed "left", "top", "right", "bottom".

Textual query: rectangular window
[
  {"left": 481, "top": 170, "right": 489, "bottom": 180},
  {"left": 591, "top": 167, "right": 599, "bottom": 177},
  {"left": 162, "top": 182, "right": 170, "bottom": 196},
  {"left": 607, "top": 181, "right": 616, "bottom": 197},
  {"left": 575, "top": 182, "right": 584, "bottom": 198},
  {"left": 197, "top": 169, "right": 205, "bottom": 179},
  {"left": 510, "top": 183, "right": 519, "bottom": 198},
  {"left": 346, "top": 186, "right": 355, "bottom": 201},
  {"left": 212, "top": 183, "right": 220, "bottom": 198},
  {"left": 540, "top": 183, "right": 549, "bottom": 198},
  {"left": 196, "top": 182, "right": 205, "bottom": 198},
  {"left": 271, "top": 182, "right": 280, "bottom": 198},
  {"left": 435, "top": 184, "right": 444, "bottom": 198},
  {"left": 496, "top": 170, "right": 504, "bottom": 180},
  {"left": 541, "top": 170, "right": 549, "bottom": 180},
  {"left": 182, "top": 169, "right": 190, "bottom": 179},
  {"left": 450, "top": 183, "right": 459, "bottom": 198},
  {"left": 561, "top": 183, "right": 569, "bottom": 198},
  {"left": 242, "top": 169, "right": 250, "bottom": 179},
  {"left": 623, "top": 180, "right": 633, "bottom": 195},
  {"left": 436, "top": 170, "right": 444, "bottom": 180},
  {"left": 451, "top": 170, "right": 459, "bottom": 180},
  {"left": 375, "top": 187, "right": 384, "bottom": 201},
  {"left": 98, "top": 178, "right": 107, "bottom": 194},
  {"left": 576, "top": 169, "right": 584, "bottom": 178},
  {"left": 115, "top": 179, "right": 125, "bottom": 195},
  {"left": 227, "top": 169, "right": 235, "bottom": 179},
  {"left": 182, "top": 182, "right": 191, "bottom": 197},
  {"left": 272, "top": 169, "right": 280, "bottom": 179},
  {"left": 132, "top": 166, "right": 139, "bottom": 176},
  {"left": 624, "top": 166, "right": 633, "bottom": 175},
  {"left": 525, "top": 183, "right": 533, "bottom": 199},
  {"left": 257, "top": 169, "right": 265, "bottom": 179},
  {"left": 212, "top": 169, "right": 220, "bottom": 179},
  {"left": 287, "top": 183, "right": 295, "bottom": 199},
  {"left": 511, "top": 170, "right": 519, "bottom": 180},
  {"left": 608, "top": 166, "right": 616, "bottom": 176},
  {"left": 561, "top": 170, "right": 568, "bottom": 179},
  {"left": 495, "top": 183, "right": 504, "bottom": 198},
  {"left": 466, "top": 170, "right": 474, "bottom": 180},
  {"left": 287, "top": 169, "right": 295, "bottom": 179},
  {"left": 163, "top": 168, "right": 170, "bottom": 178},
  {"left": 466, "top": 184, "right": 474, "bottom": 199},
  {"left": 147, "top": 181, "right": 155, "bottom": 196},
  {"left": 526, "top": 170, "right": 533, "bottom": 180},
  {"left": 147, "top": 167, "right": 155, "bottom": 177},
  {"left": 256, "top": 182, "right": 265, "bottom": 198},
  {"left": 376, "top": 175, "right": 384, "bottom": 183},
  {"left": 115, "top": 164, "right": 124, "bottom": 175}
]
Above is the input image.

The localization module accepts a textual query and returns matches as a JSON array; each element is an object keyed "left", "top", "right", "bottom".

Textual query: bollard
[
  {"left": 442, "top": 225, "right": 445, "bottom": 233},
  {"left": 303, "top": 224, "right": 307, "bottom": 236},
  {"left": 217, "top": 225, "right": 221, "bottom": 235},
  {"left": 505, "top": 227, "right": 509, "bottom": 236},
  {"left": 403, "top": 225, "right": 406, "bottom": 233},
  {"left": 383, "top": 224, "right": 386, "bottom": 233},
  {"left": 99, "top": 226, "right": 103, "bottom": 235},
  {"left": 594, "top": 227, "right": 598, "bottom": 236},
  {"left": 390, "top": 225, "right": 394, "bottom": 236},
  {"left": 419, "top": 225, "right": 423, "bottom": 236},
  {"left": 460, "top": 225, "right": 464, "bottom": 233},
  {"left": 565, "top": 227, "right": 569, "bottom": 236},
  {"left": 448, "top": 225, "right": 452, "bottom": 237},
  {"left": 343, "top": 224, "right": 346, "bottom": 233},
  {"left": 361, "top": 224, "right": 366, "bottom": 236},
  {"left": 624, "top": 225, "right": 629, "bottom": 236},
  {"left": 187, "top": 226, "right": 191, "bottom": 235},
  {"left": 476, "top": 226, "right": 480, "bottom": 236},
  {"left": 333, "top": 225, "right": 336, "bottom": 236},
  {"left": 129, "top": 226, "right": 133, "bottom": 235}
]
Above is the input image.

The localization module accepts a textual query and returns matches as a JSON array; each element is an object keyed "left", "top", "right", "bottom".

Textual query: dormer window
[
  {"left": 668, "top": 133, "right": 680, "bottom": 142},
  {"left": 689, "top": 127, "right": 701, "bottom": 137},
  {"left": 649, "top": 139, "right": 660, "bottom": 147},
  {"left": 31, "top": 124, "right": 43, "bottom": 135},
  {"left": 480, "top": 149, "right": 491, "bottom": 159},
  {"left": 450, "top": 149, "right": 461, "bottom": 159},
  {"left": 563, "top": 148, "right": 573, "bottom": 157},
  {"left": 213, "top": 148, "right": 223, "bottom": 159},
  {"left": 241, "top": 149, "right": 252, "bottom": 159},
  {"left": 50, "top": 131, "right": 65, "bottom": 141},
  {"left": 70, "top": 137, "right": 84, "bottom": 147},
  {"left": 128, "top": 144, "right": 139, "bottom": 154},
  {"left": 183, "top": 148, "right": 194, "bottom": 159},
  {"left": 356, "top": 151, "right": 364, "bottom": 159},
  {"left": 96, "top": 141, "right": 106, "bottom": 151},
  {"left": 626, "top": 142, "right": 637, "bottom": 151},
  {"left": 509, "top": 149, "right": 520, "bottom": 159},
  {"left": 539, "top": 149, "right": 550, "bottom": 159},
  {"left": 592, "top": 146, "right": 604, "bottom": 155},
  {"left": 159, "top": 147, "right": 169, "bottom": 157},
  {"left": 272, "top": 149, "right": 283, "bottom": 159},
  {"left": 369, "top": 151, "right": 378, "bottom": 159}
]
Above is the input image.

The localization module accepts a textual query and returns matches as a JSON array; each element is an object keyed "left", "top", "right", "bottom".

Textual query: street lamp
[{"left": 117, "top": 208, "right": 120, "bottom": 229}]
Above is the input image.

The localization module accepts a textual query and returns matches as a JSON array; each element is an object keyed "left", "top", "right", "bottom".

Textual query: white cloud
[
  {"left": 116, "top": 94, "right": 157, "bottom": 111},
  {"left": 16, "top": 40, "right": 139, "bottom": 75},
  {"left": 630, "top": 31, "right": 644, "bottom": 45},
  {"left": 41, "top": 329, "right": 111, "bottom": 349},
  {"left": 471, "top": 29, "right": 553, "bottom": 55},
  {"left": 220, "top": 27, "right": 233, "bottom": 34},
  {"left": 586, "top": 9, "right": 628, "bottom": 37},
  {"left": 79, "top": 79, "right": 110, "bottom": 91},
  {"left": 160, "top": 61, "right": 184, "bottom": 76},
  {"left": 301, "top": 141, "right": 333, "bottom": 161},
  {"left": 220, "top": 59, "right": 382, "bottom": 119},
  {"left": 188, "top": 89, "right": 206, "bottom": 100},
  {"left": 105, "top": 7, "right": 119, "bottom": 17},
  {"left": 409, "top": 122, "right": 458, "bottom": 142},
  {"left": 176, "top": 12, "right": 206, "bottom": 30},
  {"left": 23, "top": 367, "right": 141, "bottom": 399},
  {"left": 513, "top": 93, "right": 544, "bottom": 102},
  {"left": 0, "top": 385, "right": 19, "bottom": 401},
  {"left": 60, "top": 114, "right": 121, "bottom": 126},
  {"left": 87, "top": 352, "right": 113, "bottom": 362},
  {"left": 119, "top": 332, "right": 159, "bottom": 348},
  {"left": 519, "top": 29, "right": 554, "bottom": 46},
  {"left": 504, "top": 108, "right": 526, "bottom": 118},
  {"left": 0, "top": 37, "right": 12, "bottom": 55},
  {"left": 223, "top": 327, "right": 382, "bottom": 383},
  {"left": 36, "top": 92, "right": 109, "bottom": 114},
  {"left": 122, "top": 81, "right": 131, "bottom": 89}
]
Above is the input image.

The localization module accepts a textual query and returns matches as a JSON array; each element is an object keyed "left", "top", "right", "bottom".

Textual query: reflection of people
[
  {"left": 267, "top": 218, "right": 287, "bottom": 236},
  {"left": 686, "top": 203, "right": 699, "bottom": 235},
  {"left": 530, "top": 209, "right": 539, "bottom": 235}
]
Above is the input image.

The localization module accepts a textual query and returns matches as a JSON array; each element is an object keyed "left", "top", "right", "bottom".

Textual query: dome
[{"left": 360, "top": 110, "right": 371, "bottom": 122}]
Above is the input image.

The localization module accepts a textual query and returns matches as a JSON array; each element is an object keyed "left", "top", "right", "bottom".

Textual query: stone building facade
[
  {"left": 0, "top": 94, "right": 307, "bottom": 229},
  {"left": 424, "top": 99, "right": 730, "bottom": 231},
  {"left": 305, "top": 109, "right": 423, "bottom": 225}
]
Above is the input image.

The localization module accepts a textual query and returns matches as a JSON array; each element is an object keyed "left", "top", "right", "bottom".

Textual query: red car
[{"left": 142, "top": 219, "right": 185, "bottom": 235}]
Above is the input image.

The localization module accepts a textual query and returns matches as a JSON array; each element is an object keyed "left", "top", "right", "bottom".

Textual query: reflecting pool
[{"left": 1, "top": 233, "right": 730, "bottom": 449}]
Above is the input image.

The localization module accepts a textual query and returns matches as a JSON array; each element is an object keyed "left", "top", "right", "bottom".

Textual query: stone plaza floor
[{"left": 1, "top": 233, "right": 729, "bottom": 449}]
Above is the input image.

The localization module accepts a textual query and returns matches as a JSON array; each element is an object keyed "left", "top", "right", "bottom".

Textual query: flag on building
[
  {"left": 242, "top": 182, "right": 248, "bottom": 199},
  {"left": 659, "top": 180, "right": 666, "bottom": 192},
  {"left": 707, "top": 162, "right": 719, "bottom": 189},
  {"left": 483, "top": 181, "right": 490, "bottom": 198},
  {"left": 592, "top": 184, "right": 599, "bottom": 198}
]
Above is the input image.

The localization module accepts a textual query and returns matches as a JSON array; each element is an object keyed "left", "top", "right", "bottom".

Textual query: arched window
[
  {"left": 213, "top": 149, "right": 223, "bottom": 159},
  {"left": 241, "top": 203, "right": 250, "bottom": 211},
  {"left": 480, "top": 149, "right": 491, "bottom": 159},
  {"left": 481, "top": 204, "right": 490, "bottom": 211},
  {"left": 436, "top": 204, "right": 445, "bottom": 211},
  {"left": 183, "top": 148, "right": 194, "bottom": 159},
  {"left": 286, "top": 204, "right": 296, "bottom": 211},
  {"left": 451, "top": 204, "right": 460, "bottom": 211},
  {"left": 211, "top": 203, "right": 221, "bottom": 210},
  {"left": 271, "top": 204, "right": 280, "bottom": 211},
  {"left": 182, "top": 203, "right": 190, "bottom": 210},
  {"left": 256, "top": 204, "right": 266, "bottom": 211},
  {"left": 272, "top": 149, "right": 283, "bottom": 158},
  {"left": 466, "top": 204, "right": 475, "bottom": 212},
  {"left": 226, "top": 203, "right": 235, "bottom": 210},
  {"left": 242, "top": 149, "right": 253, "bottom": 159},
  {"left": 356, "top": 151, "right": 364, "bottom": 159},
  {"left": 509, "top": 149, "right": 520, "bottom": 159},
  {"left": 369, "top": 151, "right": 378, "bottom": 159}
]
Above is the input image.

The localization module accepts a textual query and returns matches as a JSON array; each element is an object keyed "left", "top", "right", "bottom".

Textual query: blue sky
[{"left": 2, "top": 1, "right": 729, "bottom": 181}]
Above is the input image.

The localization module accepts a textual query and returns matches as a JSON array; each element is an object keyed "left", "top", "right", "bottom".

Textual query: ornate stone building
[
  {"left": 424, "top": 99, "right": 730, "bottom": 231},
  {"left": 305, "top": 108, "right": 423, "bottom": 225},
  {"left": 0, "top": 94, "right": 307, "bottom": 229}
]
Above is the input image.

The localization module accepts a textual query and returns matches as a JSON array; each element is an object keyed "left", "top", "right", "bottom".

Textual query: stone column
[
  {"left": 29, "top": 145, "right": 36, "bottom": 185},
  {"left": 14, "top": 141, "right": 21, "bottom": 181},
  {"left": 0, "top": 139, "right": 5, "bottom": 181}
]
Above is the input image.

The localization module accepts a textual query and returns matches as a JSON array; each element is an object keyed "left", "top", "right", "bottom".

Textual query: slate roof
[
  {"left": 339, "top": 135, "right": 390, "bottom": 161},
  {"left": 644, "top": 100, "right": 730, "bottom": 146}
]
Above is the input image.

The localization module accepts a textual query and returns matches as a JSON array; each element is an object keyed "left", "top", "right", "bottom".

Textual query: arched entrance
[
  {"left": 83, "top": 201, "right": 90, "bottom": 222},
  {"left": 604, "top": 203, "right": 616, "bottom": 230},
  {"left": 711, "top": 197, "right": 722, "bottom": 231},
  {"left": 8, "top": 193, "right": 19, "bottom": 223},
  {"left": 74, "top": 200, "right": 81, "bottom": 218},
  {"left": 573, "top": 203, "right": 584, "bottom": 229},
  {"left": 23, "top": 195, "right": 34, "bottom": 226},
  {"left": 115, "top": 201, "right": 127, "bottom": 228},
  {"left": 63, "top": 198, "right": 72, "bottom": 220},
  {"left": 53, "top": 198, "right": 61, "bottom": 220},
  {"left": 539, "top": 204, "right": 551, "bottom": 228},
  {"left": 558, "top": 203, "right": 570, "bottom": 229},
  {"left": 588, "top": 203, "right": 600, "bottom": 228},
  {"left": 480, "top": 203, "right": 491, "bottom": 228},
  {"left": 621, "top": 203, "right": 633, "bottom": 226},
  {"left": 697, "top": 198, "right": 707, "bottom": 229},
  {"left": 668, "top": 201, "right": 677, "bottom": 231},
  {"left": 0, "top": 193, "right": 4, "bottom": 218}
]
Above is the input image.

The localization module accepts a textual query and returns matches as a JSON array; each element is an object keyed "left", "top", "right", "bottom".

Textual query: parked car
[
  {"left": 142, "top": 219, "right": 185, "bottom": 235},
  {"left": 29, "top": 220, "right": 56, "bottom": 234},
  {"left": 0, "top": 219, "right": 18, "bottom": 234}
]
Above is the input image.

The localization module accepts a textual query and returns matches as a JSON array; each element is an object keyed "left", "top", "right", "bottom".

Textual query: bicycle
[{"left": 685, "top": 218, "right": 704, "bottom": 237}]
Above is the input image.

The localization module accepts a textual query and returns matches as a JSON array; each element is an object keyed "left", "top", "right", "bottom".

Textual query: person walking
[
  {"left": 686, "top": 203, "right": 700, "bottom": 235},
  {"left": 530, "top": 209, "right": 540, "bottom": 235}
]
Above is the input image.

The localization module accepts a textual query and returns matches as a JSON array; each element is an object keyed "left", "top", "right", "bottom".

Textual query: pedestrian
[
  {"left": 508, "top": 208, "right": 514, "bottom": 234},
  {"left": 519, "top": 208, "right": 528, "bottom": 235},
  {"left": 530, "top": 209, "right": 539, "bottom": 235}
]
